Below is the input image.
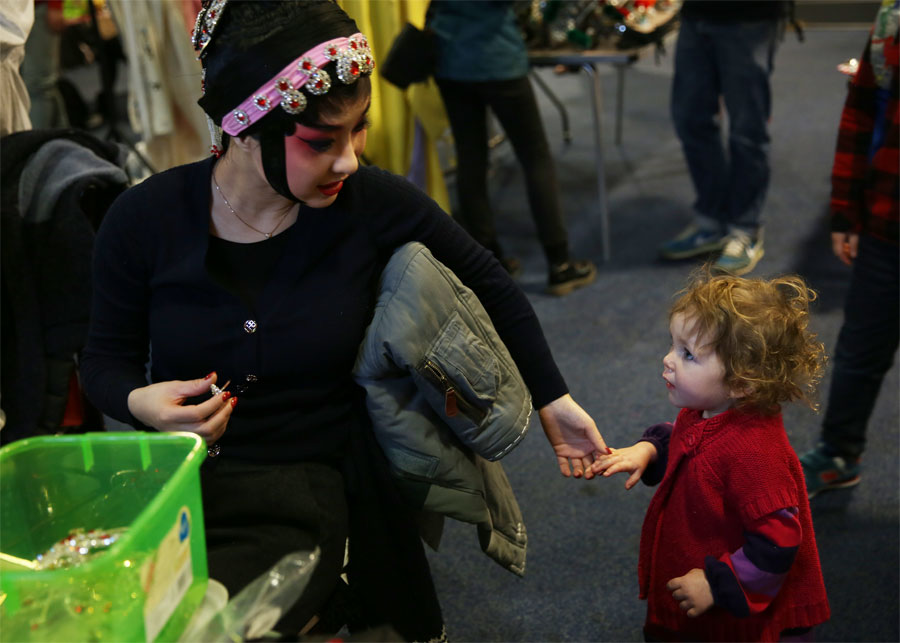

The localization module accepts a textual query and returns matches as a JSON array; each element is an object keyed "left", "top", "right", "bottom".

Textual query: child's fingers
[
  {"left": 591, "top": 457, "right": 613, "bottom": 474},
  {"left": 624, "top": 469, "right": 643, "bottom": 490},
  {"left": 600, "top": 459, "right": 633, "bottom": 477},
  {"left": 592, "top": 448, "right": 622, "bottom": 473}
]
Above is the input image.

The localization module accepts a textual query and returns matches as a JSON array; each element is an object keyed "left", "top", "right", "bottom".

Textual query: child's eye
[
  {"left": 682, "top": 348, "right": 695, "bottom": 361},
  {"left": 353, "top": 117, "right": 371, "bottom": 133}
]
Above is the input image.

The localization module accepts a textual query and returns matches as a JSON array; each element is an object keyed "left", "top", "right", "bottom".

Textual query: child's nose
[{"left": 662, "top": 351, "right": 674, "bottom": 371}]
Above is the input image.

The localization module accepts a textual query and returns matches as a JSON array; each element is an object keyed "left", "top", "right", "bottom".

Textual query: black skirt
[{"left": 200, "top": 418, "right": 444, "bottom": 641}]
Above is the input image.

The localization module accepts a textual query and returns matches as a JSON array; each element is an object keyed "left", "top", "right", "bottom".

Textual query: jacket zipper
[{"left": 421, "top": 359, "right": 488, "bottom": 423}]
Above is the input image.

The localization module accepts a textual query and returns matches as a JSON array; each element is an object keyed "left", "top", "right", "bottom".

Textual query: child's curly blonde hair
[{"left": 670, "top": 270, "right": 826, "bottom": 415}]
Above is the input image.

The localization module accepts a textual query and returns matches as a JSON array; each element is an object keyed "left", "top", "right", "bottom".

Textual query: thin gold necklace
[{"left": 212, "top": 173, "right": 291, "bottom": 239}]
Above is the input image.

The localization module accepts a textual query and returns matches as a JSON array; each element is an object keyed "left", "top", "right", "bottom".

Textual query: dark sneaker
[
  {"left": 500, "top": 256, "right": 523, "bottom": 278},
  {"left": 659, "top": 224, "right": 725, "bottom": 260},
  {"left": 800, "top": 444, "right": 861, "bottom": 499},
  {"left": 713, "top": 230, "right": 764, "bottom": 276},
  {"left": 547, "top": 260, "right": 597, "bottom": 296}
]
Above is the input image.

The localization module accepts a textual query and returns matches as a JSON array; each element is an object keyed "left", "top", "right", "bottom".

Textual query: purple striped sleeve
[{"left": 705, "top": 508, "right": 802, "bottom": 617}]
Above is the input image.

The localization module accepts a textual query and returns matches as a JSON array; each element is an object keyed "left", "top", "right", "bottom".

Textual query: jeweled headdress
[{"left": 191, "top": 0, "right": 374, "bottom": 156}]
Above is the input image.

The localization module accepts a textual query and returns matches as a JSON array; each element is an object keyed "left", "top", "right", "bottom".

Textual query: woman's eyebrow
[{"left": 304, "top": 101, "right": 372, "bottom": 131}]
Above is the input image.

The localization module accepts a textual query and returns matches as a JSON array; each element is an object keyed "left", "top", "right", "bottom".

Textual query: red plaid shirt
[{"left": 830, "top": 28, "right": 899, "bottom": 244}]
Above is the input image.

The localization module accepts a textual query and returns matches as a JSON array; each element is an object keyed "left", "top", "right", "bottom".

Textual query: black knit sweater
[{"left": 82, "top": 157, "right": 566, "bottom": 462}]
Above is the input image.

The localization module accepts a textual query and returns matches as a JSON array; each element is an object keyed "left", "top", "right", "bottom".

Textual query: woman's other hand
[
  {"left": 538, "top": 394, "right": 609, "bottom": 479},
  {"left": 127, "top": 373, "right": 237, "bottom": 445},
  {"left": 592, "top": 442, "right": 657, "bottom": 490}
]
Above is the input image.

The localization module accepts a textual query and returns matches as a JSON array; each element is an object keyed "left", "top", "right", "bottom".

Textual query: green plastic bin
[{"left": 0, "top": 432, "right": 208, "bottom": 642}]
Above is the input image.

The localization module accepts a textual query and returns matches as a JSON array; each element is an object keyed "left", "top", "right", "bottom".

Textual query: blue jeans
[
  {"left": 671, "top": 16, "right": 782, "bottom": 234},
  {"left": 821, "top": 235, "right": 900, "bottom": 459}
]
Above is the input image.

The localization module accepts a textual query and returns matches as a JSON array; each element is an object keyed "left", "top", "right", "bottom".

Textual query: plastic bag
[{"left": 179, "top": 548, "right": 320, "bottom": 642}]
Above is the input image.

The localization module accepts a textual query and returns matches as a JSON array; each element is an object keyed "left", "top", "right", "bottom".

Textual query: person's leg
[
  {"left": 712, "top": 18, "right": 781, "bottom": 275},
  {"left": 802, "top": 235, "right": 900, "bottom": 497},
  {"left": 484, "top": 76, "right": 596, "bottom": 294},
  {"left": 662, "top": 15, "right": 728, "bottom": 259},
  {"left": 22, "top": 3, "right": 69, "bottom": 129},
  {"left": 201, "top": 459, "right": 349, "bottom": 635},
  {"left": 436, "top": 79, "right": 500, "bottom": 257},
  {"left": 484, "top": 76, "right": 569, "bottom": 265},
  {"left": 346, "top": 423, "right": 444, "bottom": 641}
]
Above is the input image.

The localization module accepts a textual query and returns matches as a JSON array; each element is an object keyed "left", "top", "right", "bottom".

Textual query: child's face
[{"left": 662, "top": 312, "right": 735, "bottom": 419}]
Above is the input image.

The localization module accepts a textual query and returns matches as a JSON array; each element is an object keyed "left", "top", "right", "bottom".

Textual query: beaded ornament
[
  {"left": 192, "top": 0, "right": 230, "bottom": 156},
  {"left": 220, "top": 33, "right": 374, "bottom": 136},
  {"left": 190, "top": 0, "right": 374, "bottom": 154},
  {"left": 191, "top": 0, "right": 228, "bottom": 60}
]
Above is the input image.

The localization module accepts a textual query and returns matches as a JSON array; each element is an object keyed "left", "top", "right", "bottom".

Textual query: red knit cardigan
[{"left": 638, "top": 408, "right": 830, "bottom": 641}]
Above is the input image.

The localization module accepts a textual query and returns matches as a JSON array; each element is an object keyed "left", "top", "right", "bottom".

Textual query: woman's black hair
[{"left": 197, "top": 0, "right": 371, "bottom": 198}]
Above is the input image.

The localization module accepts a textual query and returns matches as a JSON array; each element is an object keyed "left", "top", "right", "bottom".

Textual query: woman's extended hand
[
  {"left": 538, "top": 394, "right": 609, "bottom": 479},
  {"left": 592, "top": 442, "right": 657, "bottom": 490},
  {"left": 127, "top": 373, "right": 236, "bottom": 445}
]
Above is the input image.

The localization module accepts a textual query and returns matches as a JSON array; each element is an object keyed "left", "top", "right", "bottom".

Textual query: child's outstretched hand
[
  {"left": 591, "top": 442, "right": 657, "bottom": 489},
  {"left": 667, "top": 568, "right": 714, "bottom": 618}
]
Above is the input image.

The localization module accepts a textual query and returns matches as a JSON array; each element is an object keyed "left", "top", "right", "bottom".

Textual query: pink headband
[{"left": 221, "top": 32, "right": 374, "bottom": 136}]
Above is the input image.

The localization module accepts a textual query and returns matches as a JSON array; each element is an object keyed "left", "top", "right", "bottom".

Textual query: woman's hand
[
  {"left": 831, "top": 231, "right": 859, "bottom": 266},
  {"left": 667, "top": 568, "right": 714, "bottom": 618},
  {"left": 538, "top": 394, "right": 609, "bottom": 479},
  {"left": 127, "top": 373, "right": 237, "bottom": 445},
  {"left": 592, "top": 442, "right": 657, "bottom": 490}
]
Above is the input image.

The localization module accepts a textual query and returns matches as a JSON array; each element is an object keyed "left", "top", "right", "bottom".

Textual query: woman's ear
[{"left": 230, "top": 134, "right": 260, "bottom": 153}]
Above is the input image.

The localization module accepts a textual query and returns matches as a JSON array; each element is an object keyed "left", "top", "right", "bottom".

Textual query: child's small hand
[
  {"left": 591, "top": 442, "right": 656, "bottom": 489},
  {"left": 667, "top": 568, "right": 714, "bottom": 618}
]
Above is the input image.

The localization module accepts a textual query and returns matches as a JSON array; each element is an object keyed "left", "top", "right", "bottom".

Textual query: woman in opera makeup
[{"left": 81, "top": 1, "right": 608, "bottom": 638}]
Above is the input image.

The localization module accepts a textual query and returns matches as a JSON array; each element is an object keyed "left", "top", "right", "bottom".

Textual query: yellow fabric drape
[{"left": 340, "top": 0, "right": 451, "bottom": 212}]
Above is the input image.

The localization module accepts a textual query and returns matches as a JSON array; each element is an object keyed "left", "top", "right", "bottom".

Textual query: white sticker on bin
[{"left": 142, "top": 507, "right": 193, "bottom": 642}]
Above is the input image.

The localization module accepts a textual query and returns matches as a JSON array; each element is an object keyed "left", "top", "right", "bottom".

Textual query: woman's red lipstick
[{"left": 318, "top": 180, "right": 343, "bottom": 196}]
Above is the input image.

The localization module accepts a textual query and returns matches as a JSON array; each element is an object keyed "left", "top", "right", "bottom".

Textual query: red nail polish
[
  {"left": 204, "top": 371, "right": 215, "bottom": 380},
  {"left": 222, "top": 391, "right": 232, "bottom": 401},
  {"left": 230, "top": 397, "right": 238, "bottom": 407}
]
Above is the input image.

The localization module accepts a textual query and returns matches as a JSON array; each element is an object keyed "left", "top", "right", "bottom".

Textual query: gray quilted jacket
[{"left": 353, "top": 242, "right": 531, "bottom": 576}]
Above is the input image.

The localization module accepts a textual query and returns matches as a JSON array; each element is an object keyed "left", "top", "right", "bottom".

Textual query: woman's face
[{"left": 283, "top": 94, "right": 370, "bottom": 207}]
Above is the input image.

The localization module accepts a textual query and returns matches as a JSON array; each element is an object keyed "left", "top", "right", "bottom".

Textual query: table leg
[
  {"left": 581, "top": 62, "right": 611, "bottom": 263},
  {"left": 615, "top": 63, "right": 626, "bottom": 146},
  {"left": 530, "top": 70, "right": 572, "bottom": 144}
]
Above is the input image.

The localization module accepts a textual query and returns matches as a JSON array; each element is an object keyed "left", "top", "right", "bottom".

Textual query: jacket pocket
[
  {"left": 385, "top": 443, "right": 441, "bottom": 479},
  {"left": 416, "top": 312, "right": 498, "bottom": 449}
]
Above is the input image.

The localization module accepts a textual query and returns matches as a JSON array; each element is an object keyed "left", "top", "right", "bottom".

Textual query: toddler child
[{"left": 595, "top": 272, "right": 830, "bottom": 641}]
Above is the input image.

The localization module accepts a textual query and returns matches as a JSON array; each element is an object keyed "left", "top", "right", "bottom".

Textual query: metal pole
[
  {"left": 615, "top": 63, "right": 626, "bottom": 146},
  {"left": 582, "top": 63, "right": 610, "bottom": 263}
]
